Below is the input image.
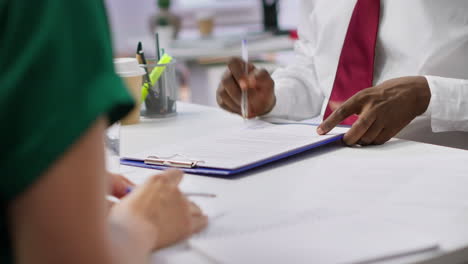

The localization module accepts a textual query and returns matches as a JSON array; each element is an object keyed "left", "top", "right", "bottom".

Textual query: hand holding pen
[
  {"left": 109, "top": 170, "right": 208, "bottom": 250},
  {"left": 216, "top": 57, "right": 276, "bottom": 119}
]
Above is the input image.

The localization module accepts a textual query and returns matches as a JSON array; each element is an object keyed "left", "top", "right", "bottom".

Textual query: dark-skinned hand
[
  {"left": 216, "top": 57, "right": 276, "bottom": 118},
  {"left": 317, "top": 76, "right": 431, "bottom": 146}
]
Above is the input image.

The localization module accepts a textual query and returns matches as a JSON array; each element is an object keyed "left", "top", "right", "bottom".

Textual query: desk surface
[{"left": 120, "top": 103, "right": 468, "bottom": 264}]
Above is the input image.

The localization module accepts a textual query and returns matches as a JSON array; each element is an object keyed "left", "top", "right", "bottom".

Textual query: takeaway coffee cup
[
  {"left": 114, "top": 58, "right": 146, "bottom": 125},
  {"left": 196, "top": 11, "right": 215, "bottom": 37}
]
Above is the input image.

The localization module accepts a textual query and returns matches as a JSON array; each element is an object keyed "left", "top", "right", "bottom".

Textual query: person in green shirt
[{"left": 0, "top": 0, "right": 207, "bottom": 263}]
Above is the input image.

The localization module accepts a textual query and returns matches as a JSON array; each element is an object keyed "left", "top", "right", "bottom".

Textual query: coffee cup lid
[{"left": 114, "top": 58, "right": 146, "bottom": 77}]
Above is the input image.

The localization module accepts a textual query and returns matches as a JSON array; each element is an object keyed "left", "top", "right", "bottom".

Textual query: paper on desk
[
  {"left": 369, "top": 171, "right": 468, "bottom": 251},
  {"left": 191, "top": 206, "right": 351, "bottom": 241},
  {"left": 261, "top": 116, "right": 323, "bottom": 126},
  {"left": 190, "top": 214, "right": 439, "bottom": 264},
  {"left": 124, "top": 119, "right": 346, "bottom": 170}
]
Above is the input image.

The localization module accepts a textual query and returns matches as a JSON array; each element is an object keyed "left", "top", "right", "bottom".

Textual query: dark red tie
[{"left": 324, "top": 0, "right": 381, "bottom": 125}]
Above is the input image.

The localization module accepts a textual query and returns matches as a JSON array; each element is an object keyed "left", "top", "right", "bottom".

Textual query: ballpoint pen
[
  {"left": 106, "top": 191, "right": 216, "bottom": 204},
  {"left": 137, "top": 41, "right": 156, "bottom": 102},
  {"left": 241, "top": 39, "right": 249, "bottom": 119},
  {"left": 141, "top": 53, "right": 173, "bottom": 102},
  {"left": 124, "top": 187, "right": 216, "bottom": 198},
  {"left": 136, "top": 42, "right": 151, "bottom": 86},
  {"left": 183, "top": 192, "right": 217, "bottom": 198}
]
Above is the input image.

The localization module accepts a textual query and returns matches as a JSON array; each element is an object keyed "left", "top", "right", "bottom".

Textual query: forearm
[
  {"left": 264, "top": 78, "right": 321, "bottom": 120},
  {"left": 264, "top": 40, "right": 325, "bottom": 120},
  {"left": 10, "top": 119, "right": 154, "bottom": 264},
  {"left": 108, "top": 216, "right": 154, "bottom": 264},
  {"left": 425, "top": 75, "right": 468, "bottom": 132},
  {"left": 265, "top": 66, "right": 324, "bottom": 120}
]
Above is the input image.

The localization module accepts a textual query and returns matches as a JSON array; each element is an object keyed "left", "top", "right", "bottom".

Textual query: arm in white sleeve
[
  {"left": 263, "top": 4, "right": 324, "bottom": 121},
  {"left": 425, "top": 75, "right": 468, "bottom": 132},
  {"left": 265, "top": 44, "right": 324, "bottom": 120}
]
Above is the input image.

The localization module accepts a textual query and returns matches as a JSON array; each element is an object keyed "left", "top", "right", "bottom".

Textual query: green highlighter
[{"left": 141, "top": 53, "right": 173, "bottom": 102}]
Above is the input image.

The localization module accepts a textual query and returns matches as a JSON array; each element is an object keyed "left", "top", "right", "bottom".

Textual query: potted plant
[{"left": 150, "top": 0, "right": 181, "bottom": 39}]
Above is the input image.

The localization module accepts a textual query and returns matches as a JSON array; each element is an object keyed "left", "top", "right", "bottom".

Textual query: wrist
[
  {"left": 263, "top": 95, "right": 277, "bottom": 115},
  {"left": 109, "top": 207, "right": 158, "bottom": 252},
  {"left": 413, "top": 76, "right": 432, "bottom": 115}
]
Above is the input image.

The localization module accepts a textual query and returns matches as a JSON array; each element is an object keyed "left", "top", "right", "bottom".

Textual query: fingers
[
  {"left": 343, "top": 113, "right": 376, "bottom": 145},
  {"left": 217, "top": 85, "right": 241, "bottom": 114},
  {"left": 358, "top": 121, "right": 384, "bottom": 146},
  {"left": 110, "top": 173, "right": 135, "bottom": 198},
  {"left": 373, "top": 127, "right": 402, "bottom": 145},
  {"left": 107, "top": 200, "right": 116, "bottom": 211},
  {"left": 223, "top": 74, "right": 242, "bottom": 106},
  {"left": 113, "top": 169, "right": 207, "bottom": 250},
  {"left": 146, "top": 170, "right": 183, "bottom": 190},
  {"left": 189, "top": 201, "right": 204, "bottom": 217},
  {"left": 218, "top": 58, "right": 274, "bottom": 117},
  {"left": 119, "top": 175, "right": 135, "bottom": 186},
  {"left": 161, "top": 169, "right": 184, "bottom": 186},
  {"left": 247, "top": 69, "right": 276, "bottom": 117},
  {"left": 317, "top": 97, "right": 362, "bottom": 135},
  {"left": 191, "top": 214, "right": 208, "bottom": 234},
  {"left": 228, "top": 57, "right": 255, "bottom": 91},
  {"left": 189, "top": 201, "right": 208, "bottom": 234},
  {"left": 249, "top": 69, "right": 274, "bottom": 93},
  {"left": 217, "top": 58, "right": 254, "bottom": 113}
]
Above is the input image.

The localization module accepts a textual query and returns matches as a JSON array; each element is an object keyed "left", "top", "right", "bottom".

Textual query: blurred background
[{"left": 106, "top": 0, "right": 300, "bottom": 105}]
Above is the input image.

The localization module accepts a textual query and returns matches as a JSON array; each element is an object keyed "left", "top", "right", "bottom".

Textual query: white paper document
[
  {"left": 124, "top": 120, "right": 347, "bottom": 170},
  {"left": 190, "top": 215, "right": 439, "bottom": 264}
]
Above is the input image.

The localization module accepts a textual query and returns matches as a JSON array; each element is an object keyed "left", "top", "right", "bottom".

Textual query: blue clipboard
[{"left": 120, "top": 134, "right": 343, "bottom": 177}]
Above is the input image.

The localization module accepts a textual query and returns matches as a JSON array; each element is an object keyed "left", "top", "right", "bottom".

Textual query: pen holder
[{"left": 141, "top": 60, "right": 178, "bottom": 118}]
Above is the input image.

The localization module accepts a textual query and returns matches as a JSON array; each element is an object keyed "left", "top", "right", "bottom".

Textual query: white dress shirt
[{"left": 267, "top": 0, "right": 468, "bottom": 149}]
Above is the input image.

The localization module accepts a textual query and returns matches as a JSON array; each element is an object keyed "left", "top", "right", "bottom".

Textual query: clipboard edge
[{"left": 120, "top": 134, "right": 344, "bottom": 177}]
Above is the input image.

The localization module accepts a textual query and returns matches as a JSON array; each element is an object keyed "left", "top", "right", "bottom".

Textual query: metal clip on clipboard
[{"left": 144, "top": 154, "right": 203, "bottom": 169}]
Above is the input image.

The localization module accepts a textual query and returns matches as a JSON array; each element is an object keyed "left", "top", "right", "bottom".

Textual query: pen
[
  {"left": 137, "top": 42, "right": 154, "bottom": 102},
  {"left": 107, "top": 193, "right": 216, "bottom": 204},
  {"left": 125, "top": 187, "right": 216, "bottom": 198},
  {"left": 136, "top": 42, "right": 151, "bottom": 85},
  {"left": 141, "top": 53, "right": 173, "bottom": 101},
  {"left": 241, "top": 39, "right": 249, "bottom": 119},
  {"left": 155, "top": 33, "right": 161, "bottom": 61},
  {"left": 184, "top": 192, "right": 217, "bottom": 198},
  {"left": 155, "top": 33, "right": 166, "bottom": 109}
]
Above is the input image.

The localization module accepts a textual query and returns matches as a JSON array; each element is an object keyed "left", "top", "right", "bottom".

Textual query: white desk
[{"left": 120, "top": 103, "right": 468, "bottom": 264}]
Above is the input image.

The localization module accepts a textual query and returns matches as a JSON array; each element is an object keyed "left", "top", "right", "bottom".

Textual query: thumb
[
  {"left": 110, "top": 173, "right": 134, "bottom": 198},
  {"left": 162, "top": 169, "right": 184, "bottom": 186}
]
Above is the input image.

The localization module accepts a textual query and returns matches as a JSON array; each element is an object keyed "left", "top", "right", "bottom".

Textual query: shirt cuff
[
  {"left": 425, "top": 75, "right": 468, "bottom": 132},
  {"left": 263, "top": 79, "right": 291, "bottom": 118}
]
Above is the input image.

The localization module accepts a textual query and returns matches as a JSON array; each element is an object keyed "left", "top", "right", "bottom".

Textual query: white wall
[
  {"left": 106, "top": 0, "right": 259, "bottom": 55},
  {"left": 105, "top": 0, "right": 155, "bottom": 55},
  {"left": 105, "top": 0, "right": 300, "bottom": 55},
  {"left": 279, "top": 0, "right": 300, "bottom": 29}
]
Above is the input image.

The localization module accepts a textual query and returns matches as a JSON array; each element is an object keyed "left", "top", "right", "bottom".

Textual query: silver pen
[
  {"left": 241, "top": 39, "right": 249, "bottom": 119},
  {"left": 106, "top": 192, "right": 216, "bottom": 204}
]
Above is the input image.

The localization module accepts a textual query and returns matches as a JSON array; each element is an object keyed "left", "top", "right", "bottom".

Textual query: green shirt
[{"left": 0, "top": 0, "right": 134, "bottom": 262}]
